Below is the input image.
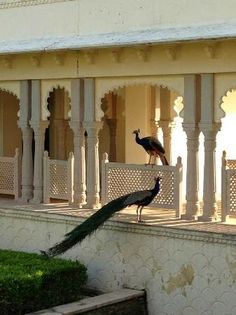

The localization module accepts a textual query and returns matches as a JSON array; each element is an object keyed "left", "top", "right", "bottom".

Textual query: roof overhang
[{"left": 1, "top": 22, "right": 236, "bottom": 55}]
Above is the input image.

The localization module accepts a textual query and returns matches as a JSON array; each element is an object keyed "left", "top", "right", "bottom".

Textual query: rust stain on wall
[{"left": 162, "top": 264, "right": 194, "bottom": 295}]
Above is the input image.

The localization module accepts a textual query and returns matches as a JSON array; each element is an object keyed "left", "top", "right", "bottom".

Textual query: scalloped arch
[
  {"left": 95, "top": 76, "right": 184, "bottom": 121},
  {"left": 214, "top": 74, "right": 236, "bottom": 122},
  {"left": 218, "top": 88, "right": 236, "bottom": 119},
  {"left": 0, "top": 82, "right": 20, "bottom": 100},
  {"left": 0, "top": 84, "right": 20, "bottom": 118},
  {"left": 41, "top": 80, "right": 71, "bottom": 120}
]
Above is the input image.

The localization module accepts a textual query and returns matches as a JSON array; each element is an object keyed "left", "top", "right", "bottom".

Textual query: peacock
[
  {"left": 133, "top": 129, "right": 169, "bottom": 166},
  {"left": 41, "top": 177, "right": 161, "bottom": 258}
]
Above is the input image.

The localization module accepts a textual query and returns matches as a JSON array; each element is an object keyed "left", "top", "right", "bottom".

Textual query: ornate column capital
[
  {"left": 69, "top": 120, "right": 83, "bottom": 133},
  {"left": 199, "top": 122, "right": 221, "bottom": 136},
  {"left": 83, "top": 120, "right": 103, "bottom": 132},
  {"left": 30, "top": 120, "right": 49, "bottom": 131}
]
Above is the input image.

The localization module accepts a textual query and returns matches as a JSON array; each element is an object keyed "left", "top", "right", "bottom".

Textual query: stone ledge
[
  {"left": 1, "top": 207, "right": 236, "bottom": 246},
  {"left": 26, "top": 289, "right": 145, "bottom": 315}
]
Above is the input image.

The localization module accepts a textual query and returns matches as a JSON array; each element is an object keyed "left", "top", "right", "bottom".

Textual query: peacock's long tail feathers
[
  {"left": 42, "top": 194, "right": 129, "bottom": 257},
  {"left": 160, "top": 154, "right": 169, "bottom": 165}
]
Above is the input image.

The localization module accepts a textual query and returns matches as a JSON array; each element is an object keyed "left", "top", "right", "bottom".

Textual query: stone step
[{"left": 26, "top": 288, "right": 148, "bottom": 315}]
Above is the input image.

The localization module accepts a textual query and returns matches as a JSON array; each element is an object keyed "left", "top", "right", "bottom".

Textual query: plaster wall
[
  {"left": 1, "top": 209, "right": 236, "bottom": 315},
  {"left": 1, "top": 0, "right": 236, "bottom": 41},
  {"left": 0, "top": 1, "right": 78, "bottom": 41},
  {"left": 78, "top": 0, "right": 236, "bottom": 36}
]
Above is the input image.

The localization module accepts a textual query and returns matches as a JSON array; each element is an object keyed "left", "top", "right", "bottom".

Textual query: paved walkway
[{"left": 1, "top": 197, "right": 236, "bottom": 235}]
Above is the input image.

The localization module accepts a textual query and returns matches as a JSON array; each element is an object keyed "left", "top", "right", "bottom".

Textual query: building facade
[{"left": 1, "top": 0, "right": 236, "bottom": 221}]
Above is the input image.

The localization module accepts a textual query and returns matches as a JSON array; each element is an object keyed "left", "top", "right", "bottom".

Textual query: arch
[
  {"left": 41, "top": 79, "right": 71, "bottom": 120},
  {"left": 214, "top": 73, "right": 236, "bottom": 122},
  {"left": 0, "top": 89, "right": 21, "bottom": 156},
  {"left": 0, "top": 81, "right": 20, "bottom": 100},
  {"left": 95, "top": 76, "right": 184, "bottom": 121},
  {"left": 45, "top": 86, "right": 73, "bottom": 160}
]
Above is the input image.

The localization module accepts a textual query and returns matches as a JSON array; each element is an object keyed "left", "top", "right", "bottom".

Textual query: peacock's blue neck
[{"left": 135, "top": 133, "right": 142, "bottom": 144}]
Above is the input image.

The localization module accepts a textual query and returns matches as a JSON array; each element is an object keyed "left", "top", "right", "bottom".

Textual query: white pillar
[
  {"left": 182, "top": 75, "right": 201, "bottom": 219},
  {"left": 182, "top": 125, "right": 200, "bottom": 219},
  {"left": 70, "top": 122, "right": 86, "bottom": 207},
  {"left": 31, "top": 121, "right": 48, "bottom": 204},
  {"left": 18, "top": 80, "right": 33, "bottom": 202},
  {"left": 84, "top": 121, "right": 102, "bottom": 208},
  {"left": 199, "top": 124, "right": 220, "bottom": 221},
  {"left": 30, "top": 80, "right": 49, "bottom": 204},
  {"left": 158, "top": 120, "right": 174, "bottom": 165},
  {"left": 199, "top": 74, "right": 220, "bottom": 221},
  {"left": 159, "top": 87, "right": 173, "bottom": 164},
  {"left": 84, "top": 78, "right": 102, "bottom": 208},
  {"left": 70, "top": 78, "right": 86, "bottom": 207}
]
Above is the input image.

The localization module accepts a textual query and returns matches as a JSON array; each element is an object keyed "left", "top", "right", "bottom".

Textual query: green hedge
[{"left": 0, "top": 249, "right": 87, "bottom": 315}]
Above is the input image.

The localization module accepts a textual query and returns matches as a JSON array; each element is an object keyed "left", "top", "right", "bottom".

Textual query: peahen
[
  {"left": 133, "top": 129, "right": 169, "bottom": 166},
  {"left": 41, "top": 177, "right": 161, "bottom": 257}
]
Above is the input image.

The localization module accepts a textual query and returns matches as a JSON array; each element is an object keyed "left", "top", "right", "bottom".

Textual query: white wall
[
  {"left": 1, "top": 209, "right": 236, "bottom": 315},
  {"left": 1, "top": 0, "right": 236, "bottom": 41}
]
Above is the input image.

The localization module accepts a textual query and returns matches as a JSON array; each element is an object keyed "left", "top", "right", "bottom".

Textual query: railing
[
  {"left": 101, "top": 153, "right": 183, "bottom": 218},
  {"left": 0, "top": 148, "right": 21, "bottom": 199},
  {"left": 43, "top": 151, "right": 74, "bottom": 203},
  {"left": 221, "top": 151, "right": 236, "bottom": 221}
]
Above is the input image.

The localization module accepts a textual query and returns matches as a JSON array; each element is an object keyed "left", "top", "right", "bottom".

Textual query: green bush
[{"left": 0, "top": 249, "right": 87, "bottom": 315}]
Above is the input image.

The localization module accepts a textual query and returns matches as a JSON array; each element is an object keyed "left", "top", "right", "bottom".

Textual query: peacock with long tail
[{"left": 41, "top": 177, "right": 161, "bottom": 258}]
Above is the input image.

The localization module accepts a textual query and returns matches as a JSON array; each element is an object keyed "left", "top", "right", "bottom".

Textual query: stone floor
[{"left": 1, "top": 197, "right": 236, "bottom": 235}]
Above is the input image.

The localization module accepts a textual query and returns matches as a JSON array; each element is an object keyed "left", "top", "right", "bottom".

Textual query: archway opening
[
  {"left": 45, "top": 87, "right": 73, "bottom": 160},
  {"left": 0, "top": 90, "right": 21, "bottom": 156},
  {"left": 216, "top": 89, "right": 236, "bottom": 199}
]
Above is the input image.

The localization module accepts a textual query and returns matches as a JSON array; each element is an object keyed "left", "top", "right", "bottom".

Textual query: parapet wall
[{"left": 1, "top": 208, "right": 236, "bottom": 315}]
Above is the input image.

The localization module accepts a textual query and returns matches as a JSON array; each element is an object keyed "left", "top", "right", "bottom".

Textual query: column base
[
  {"left": 198, "top": 214, "right": 219, "bottom": 222},
  {"left": 181, "top": 202, "right": 201, "bottom": 221},
  {"left": 181, "top": 213, "right": 199, "bottom": 221}
]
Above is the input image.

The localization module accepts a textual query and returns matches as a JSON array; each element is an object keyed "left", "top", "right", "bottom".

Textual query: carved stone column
[
  {"left": 158, "top": 120, "right": 174, "bottom": 165},
  {"left": 18, "top": 80, "right": 33, "bottom": 202},
  {"left": 182, "top": 124, "right": 200, "bottom": 219},
  {"left": 19, "top": 126, "right": 33, "bottom": 202},
  {"left": 182, "top": 74, "right": 201, "bottom": 220},
  {"left": 30, "top": 121, "right": 49, "bottom": 204},
  {"left": 69, "top": 122, "right": 86, "bottom": 207},
  {"left": 199, "top": 123, "right": 220, "bottom": 221},
  {"left": 84, "top": 121, "right": 102, "bottom": 209}
]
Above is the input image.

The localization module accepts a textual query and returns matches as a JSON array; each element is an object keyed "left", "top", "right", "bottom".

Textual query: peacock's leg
[
  {"left": 138, "top": 206, "right": 145, "bottom": 222},
  {"left": 136, "top": 205, "right": 140, "bottom": 221}
]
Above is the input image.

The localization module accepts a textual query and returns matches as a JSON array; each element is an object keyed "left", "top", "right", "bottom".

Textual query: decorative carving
[
  {"left": 165, "top": 44, "right": 180, "bottom": 61},
  {"left": 204, "top": 41, "right": 219, "bottom": 59},
  {"left": 136, "top": 45, "right": 151, "bottom": 62},
  {"left": 83, "top": 50, "right": 97, "bottom": 64},
  {"left": 2, "top": 56, "right": 13, "bottom": 68},
  {"left": 0, "top": 0, "right": 73, "bottom": 9},
  {"left": 111, "top": 48, "right": 123, "bottom": 63},
  {"left": 30, "top": 55, "right": 41, "bottom": 67},
  {"left": 53, "top": 53, "right": 65, "bottom": 66},
  {"left": 95, "top": 77, "right": 184, "bottom": 121}
]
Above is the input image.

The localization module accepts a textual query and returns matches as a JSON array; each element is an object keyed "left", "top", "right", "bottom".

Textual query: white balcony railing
[
  {"left": 101, "top": 153, "right": 183, "bottom": 218},
  {"left": 43, "top": 151, "right": 74, "bottom": 203},
  {"left": 0, "top": 148, "right": 21, "bottom": 199}
]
